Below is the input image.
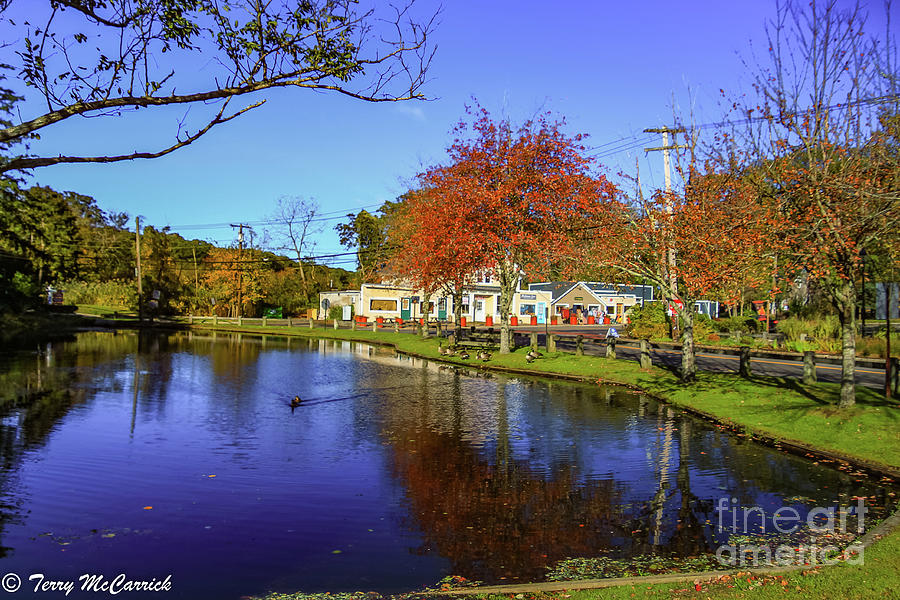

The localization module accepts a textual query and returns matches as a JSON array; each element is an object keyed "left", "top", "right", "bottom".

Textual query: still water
[{"left": 0, "top": 331, "right": 895, "bottom": 599}]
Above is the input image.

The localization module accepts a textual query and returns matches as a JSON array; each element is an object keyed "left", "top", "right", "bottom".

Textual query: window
[
  {"left": 370, "top": 299, "right": 397, "bottom": 311},
  {"left": 520, "top": 304, "right": 535, "bottom": 316},
  {"left": 402, "top": 298, "right": 410, "bottom": 310},
  {"left": 462, "top": 297, "right": 470, "bottom": 314},
  {"left": 555, "top": 304, "right": 568, "bottom": 314},
  {"left": 606, "top": 305, "right": 616, "bottom": 315}
]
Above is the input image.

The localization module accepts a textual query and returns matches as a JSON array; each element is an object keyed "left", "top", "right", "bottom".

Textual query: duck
[
  {"left": 290, "top": 395, "right": 302, "bottom": 407},
  {"left": 458, "top": 351, "right": 470, "bottom": 360},
  {"left": 439, "top": 345, "right": 454, "bottom": 356},
  {"left": 526, "top": 349, "right": 543, "bottom": 360},
  {"left": 525, "top": 354, "right": 535, "bottom": 364},
  {"left": 477, "top": 350, "right": 492, "bottom": 362}
]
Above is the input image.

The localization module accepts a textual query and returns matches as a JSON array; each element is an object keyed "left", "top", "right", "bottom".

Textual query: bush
[
  {"left": 60, "top": 279, "right": 137, "bottom": 309},
  {"left": 777, "top": 315, "right": 840, "bottom": 342},
  {"left": 712, "top": 315, "right": 762, "bottom": 334},
  {"left": 626, "top": 302, "right": 668, "bottom": 339}
]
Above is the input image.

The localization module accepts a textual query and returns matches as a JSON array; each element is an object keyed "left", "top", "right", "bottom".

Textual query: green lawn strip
[
  {"left": 75, "top": 304, "right": 134, "bottom": 318},
  {"left": 518, "top": 526, "right": 900, "bottom": 600},
  {"left": 192, "top": 323, "right": 900, "bottom": 474}
]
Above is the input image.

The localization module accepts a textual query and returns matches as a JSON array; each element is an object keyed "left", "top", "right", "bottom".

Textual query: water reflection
[{"left": 0, "top": 332, "right": 895, "bottom": 599}]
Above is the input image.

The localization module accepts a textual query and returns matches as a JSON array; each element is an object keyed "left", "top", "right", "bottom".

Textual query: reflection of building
[{"left": 317, "top": 278, "right": 553, "bottom": 323}]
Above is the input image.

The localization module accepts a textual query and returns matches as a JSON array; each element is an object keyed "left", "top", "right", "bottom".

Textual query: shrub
[
  {"left": 625, "top": 302, "right": 668, "bottom": 339},
  {"left": 712, "top": 314, "right": 761, "bottom": 334},
  {"left": 59, "top": 279, "right": 137, "bottom": 309},
  {"left": 778, "top": 315, "right": 840, "bottom": 342}
]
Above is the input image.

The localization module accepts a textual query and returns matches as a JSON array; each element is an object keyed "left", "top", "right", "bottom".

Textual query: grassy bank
[
  {"left": 194, "top": 323, "right": 900, "bottom": 474},
  {"left": 476, "top": 526, "right": 900, "bottom": 600}
]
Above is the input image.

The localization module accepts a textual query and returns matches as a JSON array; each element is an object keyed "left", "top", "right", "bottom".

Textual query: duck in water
[{"left": 290, "top": 395, "right": 302, "bottom": 407}]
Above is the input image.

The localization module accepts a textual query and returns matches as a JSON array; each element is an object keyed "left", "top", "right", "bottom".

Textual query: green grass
[
  {"left": 517, "top": 527, "right": 900, "bottom": 600},
  {"left": 75, "top": 304, "right": 136, "bottom": 318}
]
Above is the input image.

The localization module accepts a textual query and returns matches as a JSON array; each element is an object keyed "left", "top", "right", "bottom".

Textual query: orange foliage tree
[
  {"left": 415, "top": 106, "right": 618, "bottom": 353},
  {"left": 387, "top": 188, "right": 486, "bottom": 332},
  {"left": 584, "top": 164, "right": 778, "bottom": 382},
  {"left": 718, "top": 0, "right": 900, "bottom": 406},
  {"left": 201, "top": 247, "right": 265, "bottom": 317}
]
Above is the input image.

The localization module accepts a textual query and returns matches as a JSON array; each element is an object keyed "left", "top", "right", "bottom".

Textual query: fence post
[
  {"left": 351, "top": 319, "right": 356, "bottom": 331},
  {"left": 287, "top": 317, "right": 292, "bottom": 327},
  {"left": 892, "top": 357, "right": 899, "bottom": 395},
  {"left": 188, "top": 314, "right": 193, "bottom": 325},
  {"left": 238, "top": 315, "right": 243, "bottom": 326},
  {"left": 309, "top": 317, "right": 314, "bottom": 329},
  {"left": 740, "top": 346, "right": 752, "bottom": 378},
  {"left": 530, "top": 331, "right": 538, "bottom": 351},
  {"left": 448, "top": 333, "right": 456, "bottom": 348},
  {"left": 333, "top": 318, "right": 338, "bottom": 330},
  {"left": 213, "top": 314, "right": 218, "bottom": 326},
  {"left": 548, "top": 334, "right": 557, "bottom": 353},
  {"left": 802, "top": 351, "right": 816, "bottom": 384},
  {"left": 640, "top": 339, "right": 652, "bottom": 369},
  {"left": 373, "top": 321, "right": 377, "bottom": 332},
  {"left": 394, "top": 321, "right": 399, "bottom": 333},
  {"left": 262, "top": 316, "right": 267, "bottom": 327},
  {"left": 606, "top": 338, "right": 616, "bottom": 359},
  {"left": 576, "top": 335, "right": 584, "bottom": 356}
]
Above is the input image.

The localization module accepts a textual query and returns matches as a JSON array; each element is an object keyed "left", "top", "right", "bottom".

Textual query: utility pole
[
  {"left": 230, "top": 224, "right": 248, "bottom": 318},
  {"left": 135, "top": 216, "right": 143, "bottom": 323},
  {"left": 645, "top": 126, "right": 686, "bottom": 339}
]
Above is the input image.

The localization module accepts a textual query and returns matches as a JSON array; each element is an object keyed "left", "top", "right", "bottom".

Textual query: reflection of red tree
[{"left": 388, "top": 430, "right": 622, "bottom": 583}]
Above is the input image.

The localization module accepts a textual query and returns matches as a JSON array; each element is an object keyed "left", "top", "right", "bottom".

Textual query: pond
[{"left": 0, "top": 330, "right": 896, "bottom": 599}]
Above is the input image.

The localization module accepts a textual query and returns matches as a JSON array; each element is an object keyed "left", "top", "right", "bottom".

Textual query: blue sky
[{"left": 9, "top": 0, "right": 893, "bottom": 268}]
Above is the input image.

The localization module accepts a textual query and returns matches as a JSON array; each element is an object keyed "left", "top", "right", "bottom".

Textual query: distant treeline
[{"left": 0, "top": 182, "right": 354, "bottom": 316}]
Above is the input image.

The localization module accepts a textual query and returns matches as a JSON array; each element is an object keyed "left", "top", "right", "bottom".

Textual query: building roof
[{"left": 529, "top": 281, "right": 656, "bottom": 301}]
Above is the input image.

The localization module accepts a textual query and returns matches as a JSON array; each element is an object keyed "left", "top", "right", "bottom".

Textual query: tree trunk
[
  {"left": 680, "top": 308, "right": 696, "bottom": 383},
  {"left": 498, "top": 268, "right": 515, "bottom": 354},
  {"left": 453, "top": 286, "right": 463, "bottom": 330},
  {"left": 421, "top": 292, "right": 431, "bottom": 338},
  {"left": 836, "top": 280, "right": 857, "bottom": 408}
]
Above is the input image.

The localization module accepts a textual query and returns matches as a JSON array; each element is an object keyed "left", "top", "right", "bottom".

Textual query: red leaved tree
[
  {"left": 718, "top": 0, "right": 900, "bottom": 406},
  {"left": 418, "top": 106, "right": 618, "bottom": 353},
  {"left": 386, "top": 187, "right": 487, "bottom": 333},
  {"left": 584, "top": 163, "right": 779, "bottom": 382}
]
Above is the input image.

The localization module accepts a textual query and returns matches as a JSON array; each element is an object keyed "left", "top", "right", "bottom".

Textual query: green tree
[{"left": 335, "top": 202, "right": 400, "bottom": 285}]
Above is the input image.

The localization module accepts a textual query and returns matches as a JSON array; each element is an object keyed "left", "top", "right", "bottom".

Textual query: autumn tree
[
  {"left": 718, "top": 0, "right": 900, "bottom": 406},
  {"left": 0, "top": 0, "right": 436, "bottom": 174},
  {"left": 585, "top": 164, "right": 777, "bottom": 382},
  {"left": 421, "top": 107, "right": 617, "bottom": 353},
  {"left": 201, "top": 247, "right": 265, "bottom": 317},
  {"left": 386, "top": 187, "right": 485, "bottom": 331}
]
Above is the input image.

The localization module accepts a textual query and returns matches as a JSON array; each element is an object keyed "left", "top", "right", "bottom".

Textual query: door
[
  {"left": 400, "top": 297, "right": 411, "bottom": 320},
  {"left": 341, "top": 305, "right": 352, "bottom": 321},
  {"left": 537, "top": 302, "right": 546, "bottom": 324},
  {"left": 474, "top": 298, "right": 486, "bottom": 322},
  {"left": 438, "top": 297, "right": 447, "bottom": 320}
]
